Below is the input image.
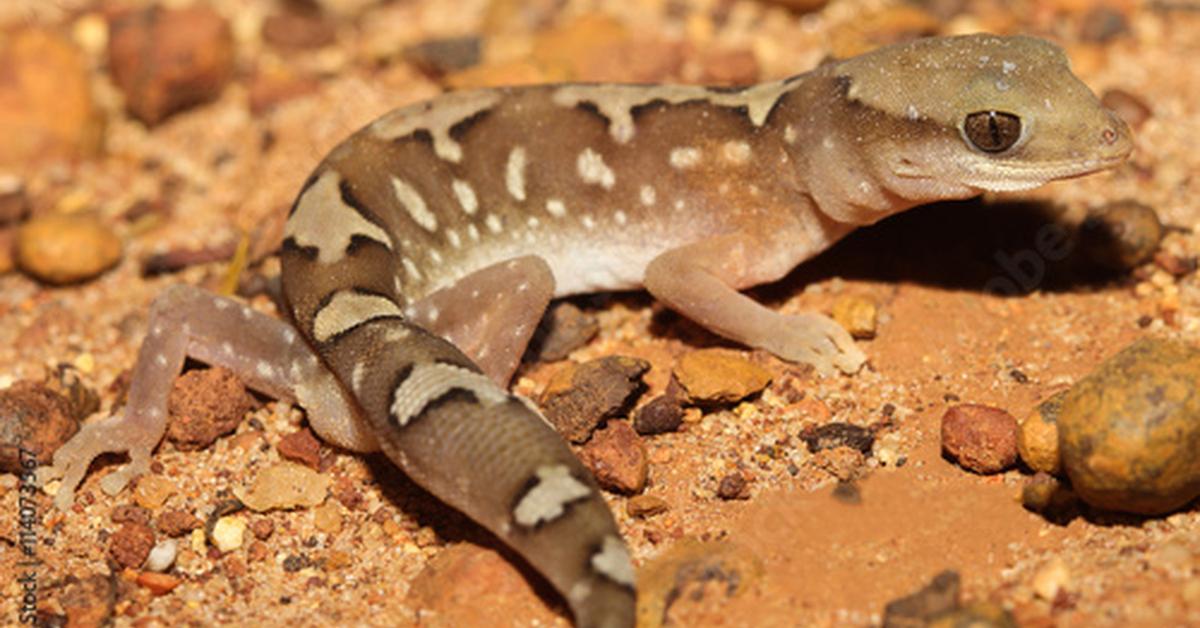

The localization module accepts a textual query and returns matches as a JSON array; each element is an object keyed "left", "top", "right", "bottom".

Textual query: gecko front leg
[
  {"left": 42, "top": 285, "right": 365, "bottom": 509},
  {"left": 644, "top": 232, "right": 866, "bottom": 375}
]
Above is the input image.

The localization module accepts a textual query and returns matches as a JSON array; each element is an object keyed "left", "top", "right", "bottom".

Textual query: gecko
[{"left": 42, "top": 34, "right": 1130, "bottom": 628}]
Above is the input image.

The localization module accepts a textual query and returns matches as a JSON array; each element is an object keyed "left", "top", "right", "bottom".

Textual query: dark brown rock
[
  {"left": 940, "top": 404, "right": 1019, "bottom": 474},
  {"left": 579, "top": 420, "right": 648, "bottom": 494},
  {"left": 108, "top": 6, "right": 235, "bottom": 125},
  {"left": 540, "top": 356, "right": 649, "bottom": 443},
  {"left": 716, "top": 472, "right": 750, "bottom": 500},
  {"left": 633, "top": 394, "right": 684, "bottom": 435},
  {"left": 278, "top": 427, "right": 322, "bottom": 469},
  {"left": 109, "top": 521, "right": 156, "bottom": 569},
  {"left": 801, "top": 422, "right": 874, "bottom": 454},
  {"left": 166, "top": 367, "right": 258, "bottom": 451},
  {"left": 1059, "top": 336, "right": 1200, "bottom": 515},
  {"left": 110, "top": 504, "right": 150, "bottom": 526},
  {"left": 0, "top": 380, "right": 78, "bottom": 473},
  {"left": 526, "top": 301, "right": 599, "bottom": 362}
]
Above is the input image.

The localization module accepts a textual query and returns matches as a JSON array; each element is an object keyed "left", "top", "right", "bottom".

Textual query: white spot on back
[
  {"left": 614, "top": 210, "right": 627, "bottom": 225},
  {"left": 402, "top": 257, "right": 422, "bottom": 281},
  {"left": 576, "top": 148, "right": 616, "bottom": 189},
  {"left": 312, "top": 290, "right": 404, "bottom": 343},
  {"left": 581, "top": 215, "right": 597, "bottom": 230},
  {"left": 669, "top": 147, "right": 701, "bottom": 170},
  {"left": 505, "top": 146, "right": 527, "bottom": 201},
  {"left": 392, "top": 176, "right": 437, "bottom": 232},
  {"left": 467, "top": 224, "right": 481, "bottom": 241},
  {"left": 513, "top": 464, "right": 591, "bottom": 527},
  {"left": 486, "top": 214, "right": 503, "bottom": 234},
  {"left": 452, "top": 179, "right": 478, "bottom": 216},
  {"left": 639, "top": 185, "right": 656, "bottom": 206},
  {"left": 722, "top": 140, "right": 751, "bottom": 164},
  {"left": 446, "top": 229, "right": 462, "bottom": 249},
  {"left": 285, "top": 171, "right": 393, "bottom": 264},
  {"left": 546, "top": 199, "right": 567, "bottom": 218}
]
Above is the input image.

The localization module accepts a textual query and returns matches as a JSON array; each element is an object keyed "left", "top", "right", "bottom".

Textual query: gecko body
[{"left": 45, "top": 34, "right": 1130, "bottom": 628}]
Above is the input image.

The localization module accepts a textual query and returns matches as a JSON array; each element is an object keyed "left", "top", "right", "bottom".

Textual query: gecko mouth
[{"left": 964, "top": 149, "right": 1132, "bottom": 192}]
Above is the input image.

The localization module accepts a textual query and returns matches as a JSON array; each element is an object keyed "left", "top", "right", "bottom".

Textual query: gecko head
[{"left": 833, "top": 34, "right": 1132, "bottom": 201}]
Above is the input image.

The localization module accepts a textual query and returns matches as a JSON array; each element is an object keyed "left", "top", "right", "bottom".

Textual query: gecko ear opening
[{"left": 962, "top": 110, "right": 1022, "bottom": 153}]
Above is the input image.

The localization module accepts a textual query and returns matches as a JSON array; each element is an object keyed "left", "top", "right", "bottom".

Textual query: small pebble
[
  {"left": 133, "top": 474, "right": 177, "bottom": 510},
  {"left": 211, "top": 515, "right": 246, "bottom": 553},
  {"left": 15, "top": 213, "right": 122, "bottom": 285},
  {"left": 313, "top": 501, "right": 343, "bottom": 534},
  {"left": 626, "top": 494, "right": 668, "bottom": 518},
  {"left": 405, "top": 36, "right": 483, "bottom": 78},
  {"left": 940, "top": 404, "right": 1019, "bottom": 474},
  {"left": 580, "top": 420, "right": 648, "bottom": 494},
  {"left": 1078, "top": 200, "right": 1163, "bottom": 272},
  {"left": 1021, "top": 472, "right": 1078, "bottom": 518},
  {"left": 166, "top": 367, "right": 258, "bottom": 451},
  {"left": 1058, "top": 336, "right": 1200, "bottom": 515},
  {"left": 236, "top": 461, "right": 331, "bottom": 512},
  {"left": 1018, "top": 391, "right": 1065, "bottom": 475},
  {"left": 527, "top": 301, "right": 599, "bottom": 362},
  {"left": 633, "top": 395, "right": 684, "bottom": 435},
  {"left": 1079, "top": 5, "right": 1129, "bottom": 43},
  {"left": 831, "top": 295, "right": 878, "bottom": 340},
  {"left": 716, "top": 472, "right": 750, "bottom": 500},
  {"left": 250, "top": 518, "right": 275, "bottom": 540},
  {"left": 144, "top": 538, "right": 178, "bottom": 572},
  {"left": 108, "top": 5, "right": 235, "bottom": 125},
  {"left": 541, "top": 356, "right": 649, "bottom": 443},
  {"left": 801, "top": 422, "right": 874, "bottom": 454},
  {"left": 881, "top": 570, "right": 961, "bottom": 627},
  {"left": 278, "top": 427, "right": 322, "bottom": 469},
  {"left": 109, "top": 521, "right": 156, "bottom": 569},
  {"left": 157, "top": 509, "right": 201, "bottom": 537},
  {"left": 136, "top": 572, "right": 182, "bottom": 595},
  {"left": 674, "top": 349, "right": 772, "bottom": 405},
  {"left": 1032, "top": 557, "right": 1071, "bottom": 601},
  {"left": 872, "top": 431, "right": 906, "bottom": 467}
]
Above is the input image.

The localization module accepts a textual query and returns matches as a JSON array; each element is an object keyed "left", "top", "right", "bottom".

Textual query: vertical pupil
[{"left": 989, "top": 113, "right": 1002, "bottom": 146}]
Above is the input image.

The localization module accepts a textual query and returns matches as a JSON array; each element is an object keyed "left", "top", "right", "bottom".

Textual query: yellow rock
[
  {"left": 1059, "top": 337, "right": 1200, "bottom": 515},
  {"left": 831, "top": 295, "right": 878, "bottom": 340},
  {"left": 15, "top": 213, "right": 122, "bottom": 285},
  {"left": 674, "top": 348, "right": 772, "bottom": 405},
  {"left": 1018, "top": 390, "right": 1064, "bottom": 474}
]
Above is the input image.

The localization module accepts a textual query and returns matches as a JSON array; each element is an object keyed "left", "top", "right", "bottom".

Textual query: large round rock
[{"left": 1059, "top": 337, "right": 1200, "bottom": 515}]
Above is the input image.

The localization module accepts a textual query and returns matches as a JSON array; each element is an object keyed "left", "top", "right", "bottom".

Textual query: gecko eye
[{"left": 963, "top": 111, "right": 1022, "bottom": 153}]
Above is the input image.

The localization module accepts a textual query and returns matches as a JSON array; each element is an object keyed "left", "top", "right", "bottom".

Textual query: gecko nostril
[{"left": 1101, "top": 127, "right": 1118, "bottom": 144}]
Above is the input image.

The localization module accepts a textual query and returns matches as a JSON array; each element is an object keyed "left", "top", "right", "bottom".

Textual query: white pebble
[
  {"left": 145, "top": 539, "right": 178, "bottom": 572},
  {"left": 211, "top": 515, "right": 246, "bottom": 553}
]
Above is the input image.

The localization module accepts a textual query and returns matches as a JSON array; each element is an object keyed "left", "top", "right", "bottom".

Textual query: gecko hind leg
[
  {"left": 405, "top": 255, "right": 555, "bottom": 386},
  {"left": 42, "top": 284, "right": 364, "bottom": 509}
]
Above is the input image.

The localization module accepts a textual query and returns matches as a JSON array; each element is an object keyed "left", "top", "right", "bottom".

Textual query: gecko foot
[
  {"left": 39, "top": 409, "right": 156, "bottom": 510},
  {"left": 766, "top": 312, "right": 867, "bottom": 376}
]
